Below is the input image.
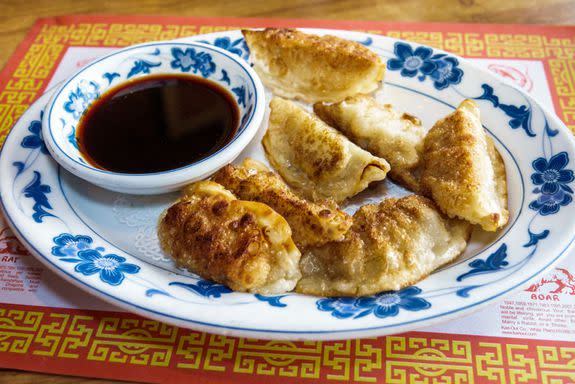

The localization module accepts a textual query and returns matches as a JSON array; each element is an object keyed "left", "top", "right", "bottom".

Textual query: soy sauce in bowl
[{"left": 77, "top": 74, "right": 240, "bottom": 174}]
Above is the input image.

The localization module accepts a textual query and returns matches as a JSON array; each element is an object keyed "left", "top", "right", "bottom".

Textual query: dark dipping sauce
[{"left": 77, "top": 74, "right": 240, "bottom": 174}]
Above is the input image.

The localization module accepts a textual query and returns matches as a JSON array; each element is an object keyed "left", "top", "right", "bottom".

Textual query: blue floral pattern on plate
[
  {"left": 21, "top": 115, "right": 48, "bottom": 154},
  {"left": 531, "top": 153, "right": 574, "bottom": 195},
  {"left": 475, "top": 84, "right": 535, "bottom": 137},
  {"left": 67, "top": 250, "right": 140, "bottom": 286},
  {"left": 52, "top": 233, "right": 95, "bottom": 257},
  {"left": 387, "top": 44, "right": 436, "bottom": 78},
  {"left": 23, "top": 171, "right": 54, "bottom": 223},
  {"left": 168, "top": 280, "right": 232, "bottom": 298},
  {"left": 530, "top": 189, "right": 573, "bottom": 216},
  {"left": 254, "top": 294, "right": 288, "bottom": 308},
  {"left": 456, "top": 244, "right": 509, "bottom": 282},
  {"left": 529, "top": 152, "right": 574, "bottom": 216},
  {"left": 51, "top": 234, "right": 140, "bottom": 286},
  {"left": 387, "top": 42, "right": 463, "bottom": 90},
  {"left": 4, "top": 31, "right": 575, "bottom": 339},
  {"left": 317, "top": 287, "right": 431, "bottom": 319}
]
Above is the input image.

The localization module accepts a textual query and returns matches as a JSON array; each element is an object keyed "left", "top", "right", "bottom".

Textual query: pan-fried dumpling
[
  {"left": 212, "top": 158, "right": 352, "bottom": 249},
  {"left": 296, "top": 195, "right": 471, "bottom": 297},
  {"left": 314, "top": 95, "right": 425, "bottom": 191},
  {"left": 242, "top": 28, "right": 385, "bottom": 103},
  {"left": 421, "top": 99, "right": 509, "bottom": 231},
  {"left": 158, "top": 181, "right": 301, "bottom": 294},
  {"left": 262, "top": 97, "right": 390, "bottom": 203}
]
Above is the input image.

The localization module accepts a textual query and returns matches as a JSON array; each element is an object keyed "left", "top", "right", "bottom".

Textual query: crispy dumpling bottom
[
  {"left": 243, "top": 28, "right": 385, "bottom": 103},
  {"left": 313, "top": 95, "right": 426, "bottom": 191},
  {"left": 158, "top": 181, "right": 301, "bottom": 295},
  {"left": 296, "top": 195, "right": 472, "bottom": 297},
  {"left": 421, "top": 99, "right": 509, "bottom": 231},
  {"left": 263, "top": 97, "right": 390, "bottom": 203},
  {"left": 212, "top": 158, "right": 352, "bottom": 250}
]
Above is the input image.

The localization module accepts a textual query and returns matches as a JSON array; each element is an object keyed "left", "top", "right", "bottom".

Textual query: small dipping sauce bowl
[{"left": 43, "top": 41, "right": 265, "bottom": 195}]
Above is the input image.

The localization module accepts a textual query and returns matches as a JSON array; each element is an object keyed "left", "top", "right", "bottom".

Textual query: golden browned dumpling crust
[
  {"left": 262, "top": 97, "right": 390, "bottom": 203},
  {"left": 212, "top": 159, "right": 352, "bottom": 250},
  {"left": 296, "top": 195, "right": 471, "bottom": 297},
  {"left": 158, "top": 181, "right": 301, "bottom": 294},
  {"left": 242, "top": 28, "right": 385, "bottom": 103},
  {"left": 314, "top": 95, "right": 426, "bottom": 191},
  {"left": 421, "top": 99, "right": 509, "bottom": 231}
]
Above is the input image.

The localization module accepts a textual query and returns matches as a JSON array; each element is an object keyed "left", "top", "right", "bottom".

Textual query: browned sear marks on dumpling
[
  {"left": 242, "top": 28, "right": 385, "bottom": 102},
  {"left": 158, "top": 181, "right": 301, "bottom": 294},
  {"left": 262, "top": 97, "right": 390, "bottom": 203},
  {"left": 314, "top": 95, "right": 426, "bottom": 191},
  {"left": 421, "top": 99, "right": 509, "bottom": 231},
  {"left": 156, "top": 28, "right": 511, "bottom": 299},
  {"left": 212, "top": 158, "right": 352, "bottom": 249},
  {"left": 296, "top": 195, "right": 471, "bottom": 297}
]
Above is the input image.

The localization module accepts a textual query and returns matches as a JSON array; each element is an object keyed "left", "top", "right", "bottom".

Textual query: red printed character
[
  {"left": 0, "top": 227, "right": 28, "bottom": 256},
  {"left": 487, "top": 64, "right": 534, "bottom": 92},
  {"left": 526, "top": 268, "right": 575, "bottom": 295}
]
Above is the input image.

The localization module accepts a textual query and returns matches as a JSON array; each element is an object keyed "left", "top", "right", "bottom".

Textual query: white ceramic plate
[{"left": 2, "top": 29, "right": 575, "bottom": 340}]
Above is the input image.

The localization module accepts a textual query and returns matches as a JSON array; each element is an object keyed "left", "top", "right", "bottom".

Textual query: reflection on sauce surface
[{"left": 77, "top": 74, "right": 239, "bottom": 174}]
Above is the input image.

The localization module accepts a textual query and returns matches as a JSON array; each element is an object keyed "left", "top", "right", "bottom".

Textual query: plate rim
[
  {"left": 2, "top": 29, "right": 575, "bottom": 340},
  {"left": 3, "top": 192, "right": 574, "bottom": 340}
]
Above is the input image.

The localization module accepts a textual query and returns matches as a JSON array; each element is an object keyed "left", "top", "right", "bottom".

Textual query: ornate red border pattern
[
  {"left": 1, "top": 16, "right": 575, "bottom": 383},
  {"left": 1, "top": 303, "right": 574, "bottom": 383}
]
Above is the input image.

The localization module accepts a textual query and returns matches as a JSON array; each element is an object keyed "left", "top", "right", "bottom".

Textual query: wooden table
[
  {"left": 0, "top": 0, "right": 574, "bottom": 382},
  {"left": 2, "top": 0, "right": 575, "bottom": 71}
]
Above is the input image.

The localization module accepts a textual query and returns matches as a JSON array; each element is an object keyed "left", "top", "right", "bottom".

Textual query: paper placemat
[{"left": 0, "top": 16, "right": 574, "bottom": 383}]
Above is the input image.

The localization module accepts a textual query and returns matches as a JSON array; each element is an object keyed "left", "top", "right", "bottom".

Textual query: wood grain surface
[
  {"left": 1, "top": 0, "right": 575, "bottom": 70},
  {"left": 0, "top": 0, "right": 574, "bottom": 383}
]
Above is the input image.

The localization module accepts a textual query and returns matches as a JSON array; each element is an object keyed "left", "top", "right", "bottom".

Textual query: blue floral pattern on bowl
[
  {"left": 63, "top": 80, "right": 100, "bottom": 119},
  {"left": 44, "top": 41, "right": 263, "bottom": 195},
  {"left": 53, "top": 43, "right": 256, "bottom": 161},
  {"left": 201, "top": 37, "right": 249, "bottom": 61},
  {"left": 127, "top": 60, "right": 161, "bottom": 78},
  {"left": 170, "top": 47, "right": 216, "bottom": 77}
]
